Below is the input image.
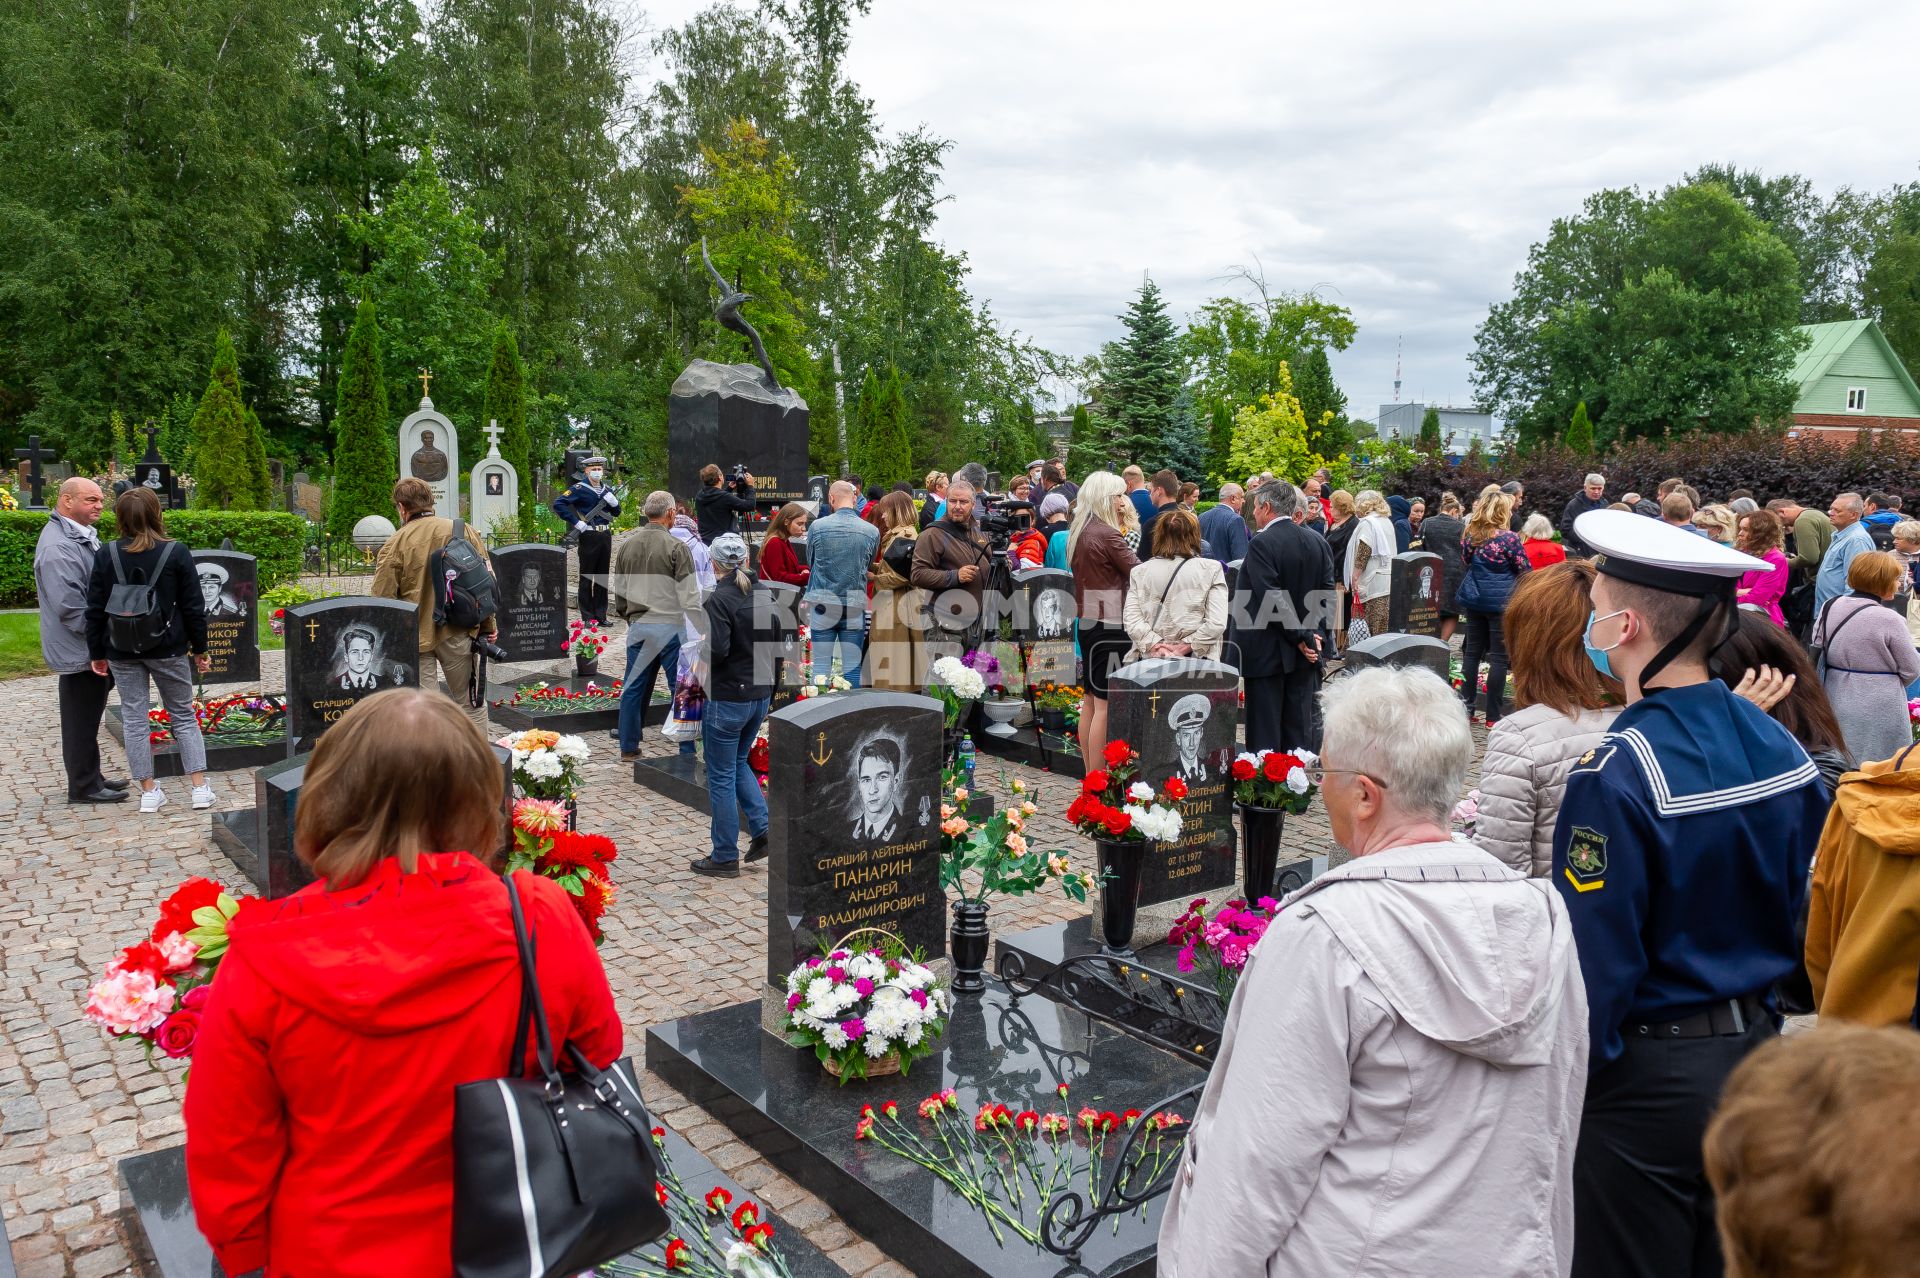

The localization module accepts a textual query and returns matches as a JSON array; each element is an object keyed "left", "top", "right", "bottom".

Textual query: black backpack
[
  {"left": 429, "top": 519, "right": 498, "bottom": 629},
  {"left": 105, "top": 541, "right": 182, "bottom": 655}
]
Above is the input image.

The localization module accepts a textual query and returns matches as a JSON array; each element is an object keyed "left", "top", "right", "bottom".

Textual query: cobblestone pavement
[{"left": 0, "top": 629, "right": 1358, "bottom": 1278}]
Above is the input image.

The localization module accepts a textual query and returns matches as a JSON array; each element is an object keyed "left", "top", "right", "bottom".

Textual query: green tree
[
  {"left": 1103, "top": 278, "right": 1183, "bottom": 469},
  {"left": 847, "top": 365, "right": 881, "bottom": 479},
  {"left": 1864, "top": 229, "right": 1920, "bottom": 378},
  {"left": 480, "top": 320, "right": 531, "bottom": 528},
  {"left": 1565, "top": 400, "right": 1595, "bottom": 454},
  {"left": 244, "top": 403, "right": 274, "bottom": 508},
  {"left": 1065, "top": 403, "right": 1102, "bottom": 481},
  {"left": 190, "top": 331, "right": 260, "bottom": 510},
  {"left": 1471, "top": 183, "right": 1803, "bottom": 448},
  {"left": 1225, "top": 364, "right": 1328, "bottom": 483},
  {"left": 1161, "top": 389, "right": 1212, "bottom": 486},
  {"left": 865, "top": 366, "right": 914, "bottom": 486},
  {"left": 1293, "top": 347, "right": 1351, "bottom": 458},
  {"left": 163, "top": 392, "right": 197, "bottom": 469},
  {"left": 328, "top": 297, "right": 394, "bottom": 539},
  {"left": 1465, "top": 434, "right": 1486, "bottom": 467},
  {"left": 1183, "top": 278, "right": 1356, "bottom": 426},
  {"left": 1205, "top": 400, "right": 1234, "bottom": 486},
  {"left": 1418, "top": 407, "right": 1443, "bottom": 451}
]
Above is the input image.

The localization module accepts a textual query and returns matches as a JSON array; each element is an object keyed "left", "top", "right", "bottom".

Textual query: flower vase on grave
[
  {"left": 1238, "top": 804, "right": 1286, "bottom": 903},
  {"left": 1037, "top": 707, "right": 1067, "bottom": 734},
  {"left": 978, "top": 696, "right": 1022, "bottom": 738},
  {"left": 574, "top": 652, "right": 599, "bottom": 679},
  {"left": 948, "top": 900, "right": 991, "bottom": 994},
  {"left": 1097, "top": 838, "right": 1151, "bottom": 957}
]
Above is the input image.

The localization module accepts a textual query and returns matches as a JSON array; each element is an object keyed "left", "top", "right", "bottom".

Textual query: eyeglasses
[{"left": 1305, "top": 766, "right": 1389, "bottom": 790}]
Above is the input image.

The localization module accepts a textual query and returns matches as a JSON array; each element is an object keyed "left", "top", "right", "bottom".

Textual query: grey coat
[
  {"left": 34, "top": 515, "right": 100, "bottom": 674},
  {"left": 1815, "top": 595, "right": 1920, "bottom": 766}
]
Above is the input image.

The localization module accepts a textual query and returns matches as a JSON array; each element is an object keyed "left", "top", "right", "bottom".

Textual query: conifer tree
[
  {"left": 1565, "top": 400, "right": 1595, "bottom": 454},
  {"left": 189, "top": 330, "right": 259, "bottom": 510},
  {"left": 1418, "top": 406, "right": 1443, "bottom": 451},
  {"left": 848, "top": 366, "right": 880, "bottom": 481},
  {"left": 328, "top": 298, "right": 395, "bottom": 540},
  {"left": 866, "top": 366, "right": 913, "bottom": 487},
  {"left": 163, "top": 392, "right": 196, "bottom": 467},
  {"left": 481, "top": 319, "right": 531, "bottom": 527},
  {"left": 1206, "top": 401, "right": 1233, "bottom": 485},
  {"left": 1104, "top": 279, "right": 1183, "bottom": 470},
  {"left": 1064, "top": 402, "right": 1102, "bottom": 481},
  {"left": 243, "top": 402, "right": 273, "bottom": 508}
]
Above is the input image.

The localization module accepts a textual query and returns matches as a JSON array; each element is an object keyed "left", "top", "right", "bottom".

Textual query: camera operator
[
  {"left": 551, "top": 454, "right": 619, "bottom": 623},
  {"left": 372, "top": 477, "right": 497, "bottom": 733},
  {"left": 1004, "top": 500, "right": 1047, "bottom": 569},
  {"left": 912, "top": 478, "right": 993, "bottom": 660},
  {"left": 696, "top": 462, "right": 757, "bottom": 544}
]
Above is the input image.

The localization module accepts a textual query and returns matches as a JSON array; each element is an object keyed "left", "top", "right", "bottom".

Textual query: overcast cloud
[{"left": 636, "top": 0, "right": 1920, "bottom": 423}]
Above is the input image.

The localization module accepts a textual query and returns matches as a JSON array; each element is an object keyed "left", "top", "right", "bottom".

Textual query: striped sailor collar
[{"left": 1606, "top": 681, "right": 1820, "bottom": 818}]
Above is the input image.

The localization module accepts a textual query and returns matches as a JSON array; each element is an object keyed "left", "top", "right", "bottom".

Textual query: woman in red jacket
[
  {"left": 184, "top": 690, "right": 622, "bottom": 1278},
  {"left": 758, "top": 500, "right": 811, "bottom": 587},
  {"left": 1520, "top": 513, "right": 1567, "bottom": 571}
]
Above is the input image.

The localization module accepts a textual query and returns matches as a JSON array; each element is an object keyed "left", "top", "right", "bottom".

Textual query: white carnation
[{"left": 1127, "top": 782, "right": 1153, "bottom": 802}]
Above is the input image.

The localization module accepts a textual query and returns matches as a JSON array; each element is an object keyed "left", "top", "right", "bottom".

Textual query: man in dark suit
[{"left": 1233, "top": 481, "right": 1336, "bottom": 754}]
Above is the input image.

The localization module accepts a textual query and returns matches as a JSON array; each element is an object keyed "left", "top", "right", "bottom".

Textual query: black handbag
[{"left": 452, "top": 874, "right": 668, "bottom": 1278}]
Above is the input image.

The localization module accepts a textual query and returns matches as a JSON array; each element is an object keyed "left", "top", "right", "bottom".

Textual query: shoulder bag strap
[
  {"left": 504, "top": 874, "right": 561, "bottom": 1085},
  {"left": 109, "top": 542, "right": 128, "bottom": 584},
  {"left": 1147, "top": 556, "right": 1191, "bottom": 636},
  {"left": 1820, "top": 598, "right": 1868, "bottom": 652}
]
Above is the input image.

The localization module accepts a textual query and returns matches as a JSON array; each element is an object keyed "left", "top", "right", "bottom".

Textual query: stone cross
[
  {"left": 14, "top": 435, "right": 53, "bottom": 508},
  {"left": 483, "top": 418, "right": 504, "bottom": 457}
]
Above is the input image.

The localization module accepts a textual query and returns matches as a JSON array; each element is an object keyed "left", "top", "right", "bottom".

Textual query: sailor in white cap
[{"left": 1553, "top": 510, "right": 1830, "bottom": 1278}]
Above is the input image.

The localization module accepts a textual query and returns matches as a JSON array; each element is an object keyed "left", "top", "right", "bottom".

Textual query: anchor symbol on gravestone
[{"left": 808, "top": 731, "right": 833, "bottom": 766}]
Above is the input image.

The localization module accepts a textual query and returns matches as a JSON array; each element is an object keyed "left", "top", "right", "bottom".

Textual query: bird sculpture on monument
[{"left": 700, "top": 237, "right": 782, "bottom": 391}]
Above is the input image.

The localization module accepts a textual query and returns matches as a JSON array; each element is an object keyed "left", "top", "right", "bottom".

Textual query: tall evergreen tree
[
  {"left": 866, "top": 366, "right": 913, "bottom": 487},
  {"left": 1161, "top": 389, "right": 1212, "bottom": 486},
  {"left": 847, "top": 366, "right": 880, "bottom": 480},
  {"left": 328, "top": 298, "right": 394, "bottom": 539},
  {"left": 1565, "top": 400, "right": 1595, "bottom": 454},
  {"left": 1103, "top": 279, "right": 1183, "bottom": 470},
  {"left": 1294, "top": 347, "right": 1351, "bottom": 458},
  {"left": 480, "top": 320, "right": 531, "bottom": 528},
  {"left": 190, "top": 331, "right": 260, "bottom": 510},
  {"left": 163, "top": 392, "right": 197, "bottom": 468},
  {"left": 1418, "top": 406, "right": 1443, "bottom": 451},
  {"left": 1206, "top": 400, "right": 1234, "bottom": 486},
  {"left": 1065, "top": 403, "right": 1102, "bottom": 481},
  {"left": 243, "top": 402, "right": 274, "bottom": 508}
]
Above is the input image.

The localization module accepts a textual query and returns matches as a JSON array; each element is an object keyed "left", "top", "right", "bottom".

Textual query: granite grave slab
[
  {"left": 1340, "top": 631, "right": 1451, "bottom": 682},
  {"left": 489, "top": 543, "right": 570, "bottom": 662},
  {"left": 1387, "top": 550, "right": 1444, "bottom": 637},
  {"left": 282, "top": 597, "right": 420, "bottom": 750},
  {"left": 192, "top": 549, "right": 261, "bottom": 684},
  {"left": 1008, "top": 568, "right": 1076, "bottom": 645}
]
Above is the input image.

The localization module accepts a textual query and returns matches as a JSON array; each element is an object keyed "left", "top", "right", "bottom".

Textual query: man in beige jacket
[{"left": 372, "top": 477, "right": 496, "bottom": 732}]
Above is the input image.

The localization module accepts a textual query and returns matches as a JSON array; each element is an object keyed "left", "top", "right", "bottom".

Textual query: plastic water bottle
[{"left": 959, "top": 734, "right": 977, "bottom": 790}]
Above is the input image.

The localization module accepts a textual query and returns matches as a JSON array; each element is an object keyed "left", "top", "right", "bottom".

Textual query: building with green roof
[{"left": 1787, "top": 319, "right": 1920, "bottom": 435}]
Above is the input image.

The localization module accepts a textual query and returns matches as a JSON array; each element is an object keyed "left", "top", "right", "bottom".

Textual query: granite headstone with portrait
[
  {"left": 1387, "top": 550, "right": 1444, "bottom": 637},
  {"left": 190, "top": 549, "right": 260, "bottom": 684},
  {"left": 1101, "top": 657, "right": 1241, "bottom": 942},
  {"left": 763, "top": 692, "right": 945, "bottom": 1006},
  {"left": 399, "top": 392, "right": 460, "bottom": 518},
  {"left": 283, "top": 598, "right": 420, "bottom": 749},
  {"left": 489, "top": 543, "right": 570, "bottom": 662},
  {"left": 469, "top": 420, "right": 519, "bottom": 535},
  {"left": 1009, "top": 567, "right": 1078, "bottom": 687}
]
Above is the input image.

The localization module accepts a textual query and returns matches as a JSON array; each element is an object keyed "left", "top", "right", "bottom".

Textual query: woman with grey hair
[{"left": 1159, "top": 665, "right": 1587, "bottom": 1277}]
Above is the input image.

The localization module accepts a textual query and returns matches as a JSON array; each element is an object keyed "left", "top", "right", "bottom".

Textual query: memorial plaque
[
  {"left": 764, "top": 692, "right": 945, "bottom": 986},
  {"left": 1008, "top": 567, "right": 1075, "bottom": 645},
  {"left": 399, "top": 396, "right": 460, "bottom": 518},
  {"left": 283, "top": 598, "right": 420, "bottom": 748},
  {"left": 191, "top": 549, "right": 260, "bottom": 684},
  {"left": 1341, "top": 632, "right": 1451, "bottom": 682},
  {"left": 1387, "top": 550, "right": 1444, "bottom": 637},
  {"left": 666, "top": 360, "right": 810, "bottom": 506},
  {"left": 1024, "top": 637, "right": 1078, "bottom": 687},
  {"left": 1104, "top": 658, "right": 1239, "bottom": 934},
  {"left": 763, "top": 580, "right": 808, "bottom": 709},
  {"left": 490, "top": 543, "right": 569, "bottom": 662}
]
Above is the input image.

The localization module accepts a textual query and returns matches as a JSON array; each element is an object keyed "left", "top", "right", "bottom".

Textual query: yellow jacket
[
  {"left": 1806, "top": 746, "right": 1920, "bottom": 1025},
  {"left": 371, "top": 515, "right": 495, "bottom": 652}
]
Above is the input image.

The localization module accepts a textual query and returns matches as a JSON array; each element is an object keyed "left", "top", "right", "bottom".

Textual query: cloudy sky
[{"left": 636, "top": 0, "right": 1920, "bottom": 423}]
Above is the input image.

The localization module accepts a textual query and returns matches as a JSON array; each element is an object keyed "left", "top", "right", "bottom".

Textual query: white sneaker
[
  {"left": 139, "top": 787, "right": 167, "bottom": 814},
  {"left": 191, "top": 784, "right": 216, "bottom": 811}
]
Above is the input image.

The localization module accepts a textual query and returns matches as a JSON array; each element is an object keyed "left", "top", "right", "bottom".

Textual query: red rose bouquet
[
  {"left": 1064, "top": 740, "right": 1187, "bottom": 843},
  {"left": 508, "top": 799, "right": 620, "bottom": 944},
  {"left": 1228, "top": 748, "right": 1319, "bottom": 814},
  {"left": 82, "top": 877, "right": 252, "bottom": 1074}
]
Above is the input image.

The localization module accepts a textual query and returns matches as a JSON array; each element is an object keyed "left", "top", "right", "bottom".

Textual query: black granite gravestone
[
  {"left": 210, "top": 751, "right": 306, "bottom": 895},
  {"left": 1009, "top": 567, "right": 1075, "bottom": 645},
  {"left": 190, "top": 549, "right": 259, "bottom": 684},
  {"left": 1387, "top": 550, "right": 1444, "bottom": 637},
  {"left": 764, "top": 692, "right": 945, "bottom": 986},
  {"left": 806, "top": 474, "right": 829, "bottom": 510},
  {"left": 282, "top": 598, "right": 420, "bottom": 749},
  {"left": 763, "top": 580, "right": 808, "bottom": 710},
  {"left": 13, "top": 434, "right": 53, "bottom": 508},
  {"left": 667, "top": 360, "right": 810, "bottom": 506},
  {"left": 1105, "top": 658, "right": 1240, "bottom": 933},
  {"left": 1341, "top": 632, "right": 1451, "bottom": 682},
  {"left": 489, "top": 543, "right": 569, "bottom": 662}
]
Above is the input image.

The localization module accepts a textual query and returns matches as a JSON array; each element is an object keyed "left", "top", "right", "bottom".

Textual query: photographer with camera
[
  {"left": 695, "top": 462, "right": 757, "bottom": 544},
  {"left": 372, "top": 477, "right": 498, "bottom": 733},
  {"left": 912, "top": 478, "right": 993, "bottom": 661}
]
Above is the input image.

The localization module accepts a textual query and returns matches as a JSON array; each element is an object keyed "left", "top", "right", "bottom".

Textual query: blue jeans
[
  {"left": 808, "top": 601, "right": 867, "bottom": 686},
  {"left": 619, "top": 623, "right": 681, "bottom": 753},
  {"left": 703, "top": 696, "right": 770, "bottom": 863}
]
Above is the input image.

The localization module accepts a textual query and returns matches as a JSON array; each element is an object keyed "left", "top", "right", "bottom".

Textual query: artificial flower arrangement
[
  {"left": 781, "top": 936, "right": 950, "bottom": 1085},
  {"left": 600, "top": 1128, "right": 794, "bottom": 1278},
  {"left": 1168, "top": 896, "right": 1279, "bottom": 1000},
  {"left": 747, "top": 723, "right": 770, "bottom": 788},
  {"left": 491, "top": 679, "right": 624, "bottom": 714},
  {"left": 82, "top": 877, "right": 250, "bottom": 1074},
  {"left": 853, "top": 1082, "right": 1189, "bottom": 1247},
  {"left": 499, "top": 727, "right": 591, "bottom": 802},
  {"left": 796, "top": 672, "right": 852, "bottom": 699},
  {"left": 961, "top": 648, "right": 1006, "bottom": 698},
  {"left": 928, "top": 654, "right": 986, "bottom": 726},
  {"left": 148, "top": 694, "right": 287, "bottom": 746},
  {"left": 561, "top": 619, "right": 613, "bottom": 662},
  {"left": 508, "top": 799, "right": 618, "bottom": 944},
  {"left": 939, "top": 771, "right": 1094, "bottom": 906},
  {"left": 1064, "top": 741, "right": 1187, "bottom": 843},
  {"left": 1228, "top": 749, "right": 1319, "bottom": 814},
  {"left": 1451, "top": 787, "right": 1482, "bottom": 838}
]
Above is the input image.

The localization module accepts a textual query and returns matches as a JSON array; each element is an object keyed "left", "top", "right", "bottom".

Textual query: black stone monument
[
  {"left": 210, "top": 751, "right": 308, "bottom": 896},
  {"left": 764, "top": 691, "right": 945, "bottom": 989},
  {"left": 666, "top": 361, "right": 810, "bottom": 507},
  {"left": 1104, "top": 657, "right": 1240, "bottom": 938},
  {"left": 489, "top": 543, "right": 570, "bottom": 662},
  {"left": 13, "top": 434, "right": 53, "bottom": 508},
  {"left": 1009, "top": 567, "right": 1075, "bottom": 645},
  {"left": 282, "top": 598, "right": 420, "bottom": 750},
  {"left": 1341, "top": 632, "right": 1451, "bottom": 683},
  {"left": 1387, "top": 550, "right": 1444, "bottom": 637},
  {"left": 192, "top": 549, "right": 260, "bottom": 684},
  {"left": 134, "top": 423, "right": 184, "bottom": 508}
]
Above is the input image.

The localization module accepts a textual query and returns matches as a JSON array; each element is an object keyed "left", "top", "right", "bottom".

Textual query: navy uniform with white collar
[
  {"left": 551, "top": 456, "right": 619, "bottom": 623},
  {"left": 1554, "top": 510, "right": 1829, "bottom": 1278}
]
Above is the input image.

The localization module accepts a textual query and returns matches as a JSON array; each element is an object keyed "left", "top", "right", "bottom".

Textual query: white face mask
[{"left": 586, "top": 470, "right": 603, "bottom": 485}]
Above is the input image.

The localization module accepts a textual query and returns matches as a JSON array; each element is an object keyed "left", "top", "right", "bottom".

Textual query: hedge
[
  {"left": 1376, "top": 431, "right": 1920, "bottom": 530},
  {"left": 0, "top": 510, "right": 308, "bottom": 607}
]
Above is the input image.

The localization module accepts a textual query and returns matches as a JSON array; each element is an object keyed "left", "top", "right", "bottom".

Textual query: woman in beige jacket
[
  {"left": 1475, "top": 560, "right": 1623, "bottom": 876},
  {"left": 1122, "top": 508, "right": 1227, "bottom": 664},
  {"left": 864, "top": 491, "right": 926, "bottom": 692}
]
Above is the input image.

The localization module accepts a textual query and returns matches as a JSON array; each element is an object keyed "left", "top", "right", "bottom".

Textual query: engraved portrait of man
[{"left": 410, "top": 428, "right": 448, "bottom": 483}]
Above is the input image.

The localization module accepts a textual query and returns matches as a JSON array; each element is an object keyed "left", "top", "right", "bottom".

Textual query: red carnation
[
  {"left": 1101, "top": 808, "right": 1132, "bottom": 837},
  {"left": 1231, "top": 758, "right": 1257, "bottom": 782},
  {"left": 655, "top": 1181, "right": 669, "bottom": 1207},
  {"left": 154, "top": 877, "right": 223, "bottom": 942},
  {"left": 1081, "top": 770, "right": 1109, "bottom": 795},
  {"left": 1163, "top": 776, "right": 1188, "bottom": 800},
  {"left": 663, "top": 1238, "right": 689, "bottom": 1270},
  {"left": 732, "top": 1201, "right": 760, "bottom": 1231},
  {"left": 1104, "top": 741, "right": 1134, "bottom": 768},
  {"left": 744, "top": 1222, "right": 774, "bottom": 1250},
  {"left": 1261, "top": 753, "right": 1289, "bottom": 782}
]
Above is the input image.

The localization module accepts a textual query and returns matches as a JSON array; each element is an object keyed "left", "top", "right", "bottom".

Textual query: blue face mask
[{"left": 1583, "top": 608, "right": 1626, "bottom": 679}]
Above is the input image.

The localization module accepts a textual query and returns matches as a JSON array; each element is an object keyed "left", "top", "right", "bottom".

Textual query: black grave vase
[
  {"left": 1096, "top": 838, "right": 1150, "bottom": 957},
  {"left": 949, "top": 899, "right": 991, "bottom": 994},
  {"left": 1037, "top": 708, "right": 1066, "bottom": 734},
  {"left": 573, "top": 651, "right": 599, "bottom": 678},
  {"left": 1238, "top": 804, "right": 1286, "bottom": 903}
]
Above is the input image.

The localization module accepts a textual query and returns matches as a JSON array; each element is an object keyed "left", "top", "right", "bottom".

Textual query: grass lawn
[{"left": 0, "top": 609, "right": 284, "bottom": 679}]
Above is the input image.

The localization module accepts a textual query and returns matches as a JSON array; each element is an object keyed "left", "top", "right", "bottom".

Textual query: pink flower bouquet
[
  {"left": 1167, "top": 896, "right": 1278, "bottom": 1001},
  {"left": 82, "top": 877, "right": 251, "bottom": 1076}
]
